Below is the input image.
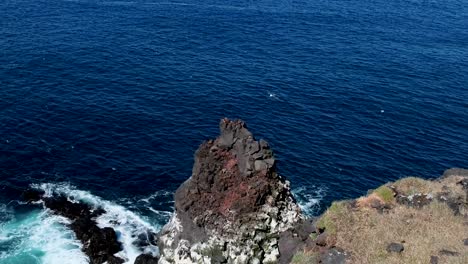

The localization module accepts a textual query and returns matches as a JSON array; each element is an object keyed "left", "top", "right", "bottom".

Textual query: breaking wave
[
  {"left": 0, "top": 203, "right": 88, "bottom": 264},
  {"left": 292, "top": 185, "right": 326, "bottom": 216},
  {"left": 2, "top": 183, "right": 164, "bottom": 264}
]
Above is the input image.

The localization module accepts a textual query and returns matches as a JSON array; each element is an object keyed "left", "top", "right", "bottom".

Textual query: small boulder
[
  {"left": 430, "top": 256, "right": 438, "bottom": 264},
  {"left": 134, "top": 254, "right": 159, "bottom": 264},
  {"left": 456, "top": 178, "right": 468, "bottom": 190},
  {"left": 463, "top": 238, "right": 468, "bottom": 246},
  {"left": 386, "top": 242, "right": 404, "bottom": 253},
  {"left": 315, "top": 232, "right": 328, "bottom": 247},
  {"left": 107, "top": 255, "right": 125, "bottom": 264}
]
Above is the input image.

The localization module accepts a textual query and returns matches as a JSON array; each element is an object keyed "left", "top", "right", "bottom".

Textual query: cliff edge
[
  {"left": 21, "top": 119, "right": 467, "bottom": 264},
  {"left": 293, "top": 168, "right": 468, "bottom": 264}
]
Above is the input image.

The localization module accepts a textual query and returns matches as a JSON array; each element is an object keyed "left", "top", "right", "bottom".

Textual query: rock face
[{"left": 158, "top": 119, "right": 302, "bottom": 264}]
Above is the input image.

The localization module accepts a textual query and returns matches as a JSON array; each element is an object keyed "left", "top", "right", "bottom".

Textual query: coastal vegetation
[{"left": 304, "top": 168, "right": 468, "bottom": 263}]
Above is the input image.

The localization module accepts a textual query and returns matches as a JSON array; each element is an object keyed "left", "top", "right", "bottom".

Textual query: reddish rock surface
[
  {"left": 158, "top": 119, "right": 303, "bottom": 263},
  {"left": 175, "top": 119, "right": 288, "bottom": 233}
]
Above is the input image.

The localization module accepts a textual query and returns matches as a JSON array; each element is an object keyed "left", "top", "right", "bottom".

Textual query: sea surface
[{"left": 1, "top": 0, "right": 467, "bottom": 263}]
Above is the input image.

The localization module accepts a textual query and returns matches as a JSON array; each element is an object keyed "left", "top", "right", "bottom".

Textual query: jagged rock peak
[
  {"left": 217, "top": 118, "right": 253, "bottom": 147},
  {"left": 158, "top": 118, "right": 302, "bottom": 264}
]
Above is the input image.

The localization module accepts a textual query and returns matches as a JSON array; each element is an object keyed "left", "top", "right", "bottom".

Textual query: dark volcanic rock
[
  {"left": 437, "top": 194, "right": 467, "bottom": 216},
  {"left": 315, "top": 232, "right": 329, "bottom": 247},
  {"left": 158, "top": 119, "right": 302, "bottom": 263},
  {"left": 134, "top": 254, "right": 159, "bottom": 264},
  {"left": 135, "top": 231, "right": 158, "bottom": 249},
  {"left": 22, "top": 190, "right": 123, "bottom": 264},
  {"left": 395, "top": 192, "right": 432, "bottom": 208},
  {"left": 43, "top": 195, "right": 93, "bottom": 219},
  {"left": 107, "top": 256, "right": 125, "bottom": 264},
  {"left": 278, "top": 218, "right": 317, "bottom": 264},
  {"left": 22, "top": 189, "right": 45, "bottom": 203},
  {"left": 174, "top": 120, "right": 279, "bottom": 228},
  {"left": 386, "top": 242, "right": 404, "bottom": 253}
]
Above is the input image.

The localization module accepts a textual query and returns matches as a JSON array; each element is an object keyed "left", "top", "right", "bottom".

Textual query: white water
[
  {"left": 292, "top": 185, "right": 326, "bottom": 216},
  {"left": 31, "top": 183, "right": 160, "bottom": 264},
  {"left": 0, "top": 182, "right": 323, "bottom": 264},
  {"left": 0, "top": 205, "right": 88, "bottom": 264}
]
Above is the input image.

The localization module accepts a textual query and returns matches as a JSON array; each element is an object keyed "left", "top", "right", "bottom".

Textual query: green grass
[
  {"left": 309, "top": 232, "right": 318, "bottom": 240},
  {"left": 316, "top": 201, "right": 347, "bottom": 234},
  {"left": 291, "top": 251, "right": 318, "bottom": 264},
  {"left": 373, "top": 186, "right": 395, "bottom": 203}
]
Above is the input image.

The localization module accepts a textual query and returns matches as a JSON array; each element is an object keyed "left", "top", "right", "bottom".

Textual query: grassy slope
[{"left": 292, "top": 168, "right": 468, "bottom": 264}]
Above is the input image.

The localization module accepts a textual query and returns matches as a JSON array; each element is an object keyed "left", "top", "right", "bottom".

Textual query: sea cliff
[
  {"left": 157, "top": 119, "right": 468, "bottom": 264},
  {"left": 23, "top": 119, "right": 468, "bottom": 264}
]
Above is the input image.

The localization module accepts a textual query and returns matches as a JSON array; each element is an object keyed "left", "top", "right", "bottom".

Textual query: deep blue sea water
[{"left": 1, "top": 0, "right": 467, "bottom": 263}]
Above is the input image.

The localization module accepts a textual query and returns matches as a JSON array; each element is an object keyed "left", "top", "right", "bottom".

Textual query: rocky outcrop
[
  {"left": 23, "top": 189, "right": 160, "bottom": 264},
  {"left": 158, "top": 119, "right": 303, "bottom": 264},
  {"left": 22, "top": 189, "right": 125, "bottom": 264}
]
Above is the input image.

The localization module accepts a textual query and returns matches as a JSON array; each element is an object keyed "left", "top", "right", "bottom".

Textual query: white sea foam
[
  {"left": 291, "top": 186, "right": 326, "bottom": 216},
  {"left": 148, "top": 207, "right": 173, "bottom": 220},
  {"left": 267, "top": 91, "right": 280, "bottom": 100},
  {"left": 31, "top": 183, "right": 160, "bottom": 264},
  {"left": 0, "top": 205, "right": 88, "bottom": 264},
  {"left": 31, "top": 213, "right": 88, "bottom": 264},
  {"left": 137, "top": 190, "right": 172, "bottom": 205}
]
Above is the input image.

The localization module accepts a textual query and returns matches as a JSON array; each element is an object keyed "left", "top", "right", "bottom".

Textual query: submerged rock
[
  {"left": 158, "top": 119, "right": 302, "bottom": 264},
  {"left": 22, "top": 190, "right": 124, "bottom": 264},
  {"left": 135, "top": 254, "right": 160, "bottom": 264}
]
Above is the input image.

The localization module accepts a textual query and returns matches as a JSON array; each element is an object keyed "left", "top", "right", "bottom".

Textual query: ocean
[{"left": 1, "top": 0, "right": 467, "bottom": 263}]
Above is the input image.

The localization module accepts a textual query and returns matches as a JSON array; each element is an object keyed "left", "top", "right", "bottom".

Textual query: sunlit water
[{"left": 1, "top": 0, "right": 467, "bottom": 262}]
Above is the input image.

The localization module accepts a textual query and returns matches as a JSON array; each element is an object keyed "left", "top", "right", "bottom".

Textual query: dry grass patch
[
  {"left": 392, "top": 177, "right": 434, "bottom": 195},
  {"left": 312, "top": 173, "right": 468, "bottom": 263},
  {"left": 356, "top": 185, "right": 395, "bottom": 210},
  {"left": 392, "top": 175, "right": 466, "bottom": 199},
  {"left": 327, "top": 201, "right": 468, "bottom": 264},
  {"left": 291, "top": 250, "right": 319, "bottom": 264}
]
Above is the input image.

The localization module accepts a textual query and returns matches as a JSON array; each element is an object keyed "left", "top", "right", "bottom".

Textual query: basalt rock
[
  {"left": 22, "top": 189, "right": 124, "bottom": 264},
  {"left": 386, "top": 242, "right": 404, "bottom": 253},
  {"left": 158, "top": 119, "right": 302, "bottom": 264},
  {"left": 135, "top": 254, "right": 160, "bottom": 264}
]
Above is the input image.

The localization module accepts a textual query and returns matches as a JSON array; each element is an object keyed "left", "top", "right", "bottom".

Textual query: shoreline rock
[
  {"left": 157, "top": 119, "right": 304, "bottom": 264},
  {"left": 19, "top": 120, "right": 467, "bottom": 264},
  {"left": 22, "top": 189, "right": 159, "bottom": 264},
  {"left": 22, "top": 190, "right": 125, "bottom": 264}
]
